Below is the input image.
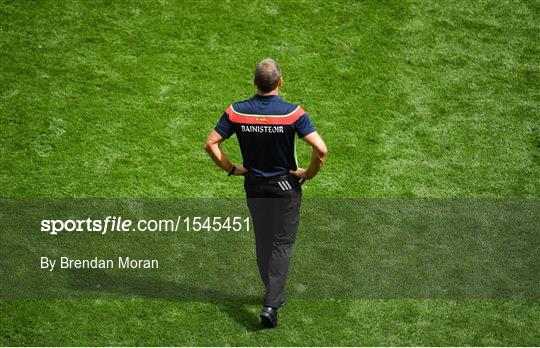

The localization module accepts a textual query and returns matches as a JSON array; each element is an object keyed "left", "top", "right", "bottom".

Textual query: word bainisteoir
[{"left": 40, "top": 216, "right": 250, "bottom": 235}]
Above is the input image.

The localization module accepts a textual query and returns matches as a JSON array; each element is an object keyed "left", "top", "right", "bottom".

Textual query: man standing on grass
[{"left": 204, "top": 58, "right": 327, "bottom": 328}]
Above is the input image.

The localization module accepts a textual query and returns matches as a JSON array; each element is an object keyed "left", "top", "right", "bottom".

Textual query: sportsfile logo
[
  {"left": 40, "top": 216, "right": 250, "bottom": 235},
  {"left": 41, "top": 216, "right": 138, "bottom": 235}
]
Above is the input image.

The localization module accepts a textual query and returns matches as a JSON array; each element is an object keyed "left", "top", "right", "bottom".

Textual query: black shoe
[{"left": 260, "top": 306, "right": 278, "bottom": 328}]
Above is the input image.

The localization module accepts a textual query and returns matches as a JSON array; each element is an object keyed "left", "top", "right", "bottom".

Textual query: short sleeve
[
  {"left": 214, "top": 112, "right": 235, "bottom": 138},
  {"left": 294, "top": 113, "right": 316, "bottom": 138}
]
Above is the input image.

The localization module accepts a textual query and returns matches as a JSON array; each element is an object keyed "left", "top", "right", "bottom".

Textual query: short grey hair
[{"left": 254, "top": 58, "right": 281, "bottom": 93}]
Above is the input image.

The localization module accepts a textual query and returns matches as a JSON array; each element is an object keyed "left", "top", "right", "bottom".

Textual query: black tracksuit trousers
[{"left": 244, "top": 173, "right": 302, "bottom": 309}]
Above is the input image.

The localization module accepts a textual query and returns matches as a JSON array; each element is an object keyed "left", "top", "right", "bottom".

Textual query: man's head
[{"left": 254, "top": 58, "right": 282, "bottom": 94}]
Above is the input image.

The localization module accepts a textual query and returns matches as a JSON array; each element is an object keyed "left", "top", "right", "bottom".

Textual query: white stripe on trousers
[{"left": 277, "top": 181, "right": 292, "bottom": 190}]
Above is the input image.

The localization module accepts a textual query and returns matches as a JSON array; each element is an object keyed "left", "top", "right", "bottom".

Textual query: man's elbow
[
  {"left": 320, "top": 145, "right": 328, "bottom": 158},
  {"left": 313, "top": 146, "right": 327, "bottom": 165},
  {"left": 316, "top": 144, "right": 328, "bottom": 159},
  {"left": 204, "top": 141, "right": 214, "bottom": 153}
]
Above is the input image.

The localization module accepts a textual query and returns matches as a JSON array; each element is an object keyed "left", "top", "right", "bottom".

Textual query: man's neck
[{"left": 256, "top": 89, "right": 279, "bottom": 97}]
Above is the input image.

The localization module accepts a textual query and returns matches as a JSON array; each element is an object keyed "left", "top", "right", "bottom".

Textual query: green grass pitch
[{"left": 1, "top": 0, "right": 539, "bottom": 346}]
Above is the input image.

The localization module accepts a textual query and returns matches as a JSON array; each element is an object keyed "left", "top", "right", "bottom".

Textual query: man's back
[
  {"left": 214, "top": 94, "right": 316, "bottom": 177},
  {"left": 204, "top": 58, "right": 327, "bottom": 328}
]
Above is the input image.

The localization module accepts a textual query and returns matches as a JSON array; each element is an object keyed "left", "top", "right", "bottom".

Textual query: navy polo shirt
[{"left": 214, "top": 94, "right": 316, "bottom": 177}]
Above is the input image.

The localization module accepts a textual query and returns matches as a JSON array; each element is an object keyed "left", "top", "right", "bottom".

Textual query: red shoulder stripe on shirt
[{"left": 226, "top": 105, "right": 305, "bottom": 125}]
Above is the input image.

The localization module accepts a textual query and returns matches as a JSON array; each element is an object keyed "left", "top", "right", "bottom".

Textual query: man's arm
[
  {"left": 290, "top": 131, "right": 327, "bottom": 184},
  {"left": 204, "top": 130, "right": 247, "bottom": 176}
]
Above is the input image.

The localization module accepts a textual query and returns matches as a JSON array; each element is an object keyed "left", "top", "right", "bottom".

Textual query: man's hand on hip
[
  {"left": 234, "top": 164, "right": 248, "bottom": 176},
  {"left": 289, "top": 167, "right": 308, "bottom": 185}
]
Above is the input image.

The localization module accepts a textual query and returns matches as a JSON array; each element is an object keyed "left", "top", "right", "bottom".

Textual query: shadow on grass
[{"left": 67, "top": 269, "right": 265, "bottom": 332}]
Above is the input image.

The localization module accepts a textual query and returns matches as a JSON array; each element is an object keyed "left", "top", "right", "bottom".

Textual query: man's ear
[
  {"left": 253, "top": 78, "right": 257, "bottom": 86},
  {"left": 278, "top": 77, "right": 283, "bottom": 87}
]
